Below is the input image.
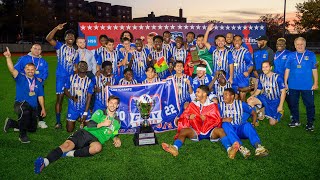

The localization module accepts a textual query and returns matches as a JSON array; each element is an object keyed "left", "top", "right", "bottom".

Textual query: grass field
[{"left": 0, "top": 55, "right": 319, "bottom": 179}]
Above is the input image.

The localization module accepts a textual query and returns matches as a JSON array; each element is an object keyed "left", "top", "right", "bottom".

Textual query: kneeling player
[
  {"left": 34, "top": 95, "right": 122, "bottom": 174},
  {"left": 162, "top": 85, "right": 239, "bottom": 159}
]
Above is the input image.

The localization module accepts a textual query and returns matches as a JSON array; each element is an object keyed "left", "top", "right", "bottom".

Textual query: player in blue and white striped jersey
[
  {"left": 219, "top": 88, "right": 269, "bottom": 158},
  {"left": 94, "top": 34, "right": 108, "bottom": 68},
  {"left": 96, "top": 38, "right": 119, "bottom": 76},
  {"left": 117, "top": 68, "right": 138, "bottom": 85},
  {"left": 116, "top": 30, "right": 136, "bottom": 52},
  {"left": 163, "top": 31, "right": 175, "bottom": 53},
  {"left": 192, "top": 64, "right": 213, "bottom": 92},
  {"left": 128, "top": 39, "right": 150, "bottom": 83},
  {"left": 93, "top": 61, "right": 116, "bottom": 112},
  {"left": 46, "top": 23, "right": 79, "bottom": 129},
  {"left": 171, "top": 36, "right": 187, "bottom": 64},
  {"left": 248, "top": 61, "right": 286, "bottom": 126},
  {"left": 117, "top": 37, "right": 133, "bottom": 78},
  {"left": 141, "top": 66, "right": 161, "bottom": 84},
  {"left": 64, "top": 61, "right": 94, "bottom": 132},
  {"left": 209, "top": 70, "right": 234, "bottom": 103}
]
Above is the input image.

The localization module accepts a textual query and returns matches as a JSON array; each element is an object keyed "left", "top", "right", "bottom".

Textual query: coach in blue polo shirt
[
  {"left": 3, "top": 47, "right": 46, "bottom": 143},
  {"left": 285, "top": 37, "right": 318, "bottom": 131},
  {"left": 253, "top": 35, "right": 274, "bottom": 77}
]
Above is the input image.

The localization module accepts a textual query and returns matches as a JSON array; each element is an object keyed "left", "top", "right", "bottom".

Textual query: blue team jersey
[
  {"left": 273, "top": 50, "right": 291, "bottom": 78},
  {"left": 253, "top": 46, "right": 274, "bottom": 72},
  {"left": 14, "top": 54, "right": 49, "bottom": 83},
  {"left": 95, "top": 74, "right": 115, "bottom": 107},
  {"left": 162, "top": 43, "right": 174, "bottom": 53},
  {"left": 117, "top": 78, "right": 138, "bottom": 85},
  {"left": 285, "top": 50, "right": 317, "bottom": 90},
  {"left": 213, "top": 82, "right": 233, "bottom": 103},
  {"left": 171, "top": 46, "right": 187, "bottom": 64},
  {"left": 94, "top": 46, "right": 105, "bottom": 64},
  {"left": 219, "top": 100, "right": 253, "bottom": 126},
  {"left": 192, "top": 74, "right": 212, "bottom": 92},
  {"left": 65, "top": 74, "right": 94, "bottom": 111},
  {"left": 131, "top": 48, "right": 150, "bottom": 82},
  {"left": 118, "top": 51, "right": 133, "bottom": 78},
  {"left": 141, "top": 77, "right": 161, "bottom": 84},
  {"left": 15, "top": 73, "right": 44, "bottom": 108},
  {"left": 258, "top": 73, "right": 285, "bottom": 100},
  {"left": 149, "top": 48, "right": 172, "bottom": 79},
  {"left": 231, "top": 47, "right": 253, "bottom": 78},
  {"left": 54, "top": 41, "right": 79, "bottom": 76},
  {"left": 116, "top": 43, "right": 136, "bottom": 51},
  {"left": 209, "top": 47, "right": 234, "bottom": 77},
  {"left": 173, "top": 74, "right": 192, "bottom": 104}
]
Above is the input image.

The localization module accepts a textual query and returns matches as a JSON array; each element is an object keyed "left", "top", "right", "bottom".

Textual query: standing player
[
  {"left": 220, "top": 88, "right": 269, "bottom": 158},
  {"left": 96, "top": 38, "right": 119, "bottom": 76},
  {"left": 145, "top": 32, "right": 156, "bottom": 52},
  {"left": 46, "top": 23, "right": 79, "bottom": 129},
  {"left": 185, "top": 31, "right": 196, "bottom": 49},
  {"left": 94, "top": 34, "right": 108, "bottom": 70},
  {"left": 3, "top": 47, "right": 46, "bottom": 143},
  {"left": 116, "top": 30, "right": 136, "bottom": 52},
  {"left": 273, "top": 38, "right": 291, "bottom": 78},
  {"left": 248, "top": 61, "right": 286, "bottom": 125},
  {"left": 171, "top": 36, "right": 187, "bottom": 64},
  {"left": 14, "top": 44, "right": 49, "bottom": 129},
  {"left": 162, "top": 31, "right": 174, "bottom": 52},
  {"left": 64, "top": 61, "right": 94, "bottom": 132},
  {"left": 117, "top": 68, "right": 138, "bottom": 85},
  {"left": 117, "top": 37, "right": 133, "bottom": 78},
  {"left": 162, "top": 85, "right": 239, "bottom": 159},
  {"left": 34, "top": 96, "right": 122, "bottom": 174},
  {"left": 225, "top": 32, "right": 234, "bottom": 50},
  {"left": 253, "top": 35, "right": 274, "bottom": 78}
]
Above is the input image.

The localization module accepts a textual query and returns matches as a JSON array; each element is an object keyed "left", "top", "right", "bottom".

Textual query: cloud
[{"left": 226, "top": 10, "right": 265, "bottom": 16}]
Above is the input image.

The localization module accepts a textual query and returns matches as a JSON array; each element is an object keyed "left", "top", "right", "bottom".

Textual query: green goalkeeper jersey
[
  {"left": 192, "top": 47, "right": 213, "bottom": 75},
  {"left": 84, "top": 110, "right": 121, "bottom": 144}
]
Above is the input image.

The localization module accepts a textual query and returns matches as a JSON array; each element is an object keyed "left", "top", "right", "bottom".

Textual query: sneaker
[
  {"left": 255, "top": 144, "right": 268, "bottom": 157},
  {"left": 239, "top": 146, "right": 251, "bottom": 159},
  {"left": 55, "top": 123, "right": 62, "bottom": 129},
  {"left": 3, "top": 118, "right": 12, "bottom": 133},
  {"left": 34, "top": 157, "right": 45, "bottom": 174},
  {"left": 227, "top": 141, "right": 240, "bottom": 159},
  {"left": 38, "top": 121, "right": 48, "bottom": 129},
  {"left": 288, "top": 121, "right": 301, "bottom": 127},
  {"left": 305, "top": 124, "right": 314, "bottom": 132},
  {"left": 19, "top": 135, "right": 30, "bottom": 143},
  {"left": 161, "top": 143, "right": 179, "bottom": 157},
  {"left": 13, "top": 128, "right": 20, "bottom": 132}
]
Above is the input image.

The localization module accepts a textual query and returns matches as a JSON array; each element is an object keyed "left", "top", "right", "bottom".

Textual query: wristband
[{"left": 83, "top": 112, "right": 88, "bottom": 116}]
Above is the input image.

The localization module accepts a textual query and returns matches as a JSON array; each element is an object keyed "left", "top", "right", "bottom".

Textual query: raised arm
[
  {"left": 3, "top": 47, "right": 18, "bottom": 78},
  {"left": 204, "top": 24, "right": 214, "bottom": 50},
  {"left": 46, "top": 23, "right": 67, "bottom": 47}
]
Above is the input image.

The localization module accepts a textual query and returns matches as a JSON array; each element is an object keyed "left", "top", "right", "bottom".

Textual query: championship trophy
[
  {"left": 133, "top": 94, "right": 158, "bottom": 146},
  {"left": 189, "top": 45, "right": 201, "bottom": 64}
]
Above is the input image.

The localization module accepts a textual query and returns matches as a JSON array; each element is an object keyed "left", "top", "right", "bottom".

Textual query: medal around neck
[{"left": 133, "top": 94, "right": 158, "bottom": 146}]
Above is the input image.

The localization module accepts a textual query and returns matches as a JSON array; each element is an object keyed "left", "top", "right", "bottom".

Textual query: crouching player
[
  {"left": 220, "top": 88, "right": 268, "bottom": 158},
  {"left": 34, "top": 95, "right": 122, "bottom": 174},
  {"left": 162, "top": 85, "right": 239, "bottom": 159}
]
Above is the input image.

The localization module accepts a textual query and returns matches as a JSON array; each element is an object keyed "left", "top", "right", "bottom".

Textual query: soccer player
[
  {"left": 3, "top": 47, "right": 46, "bottom": 143},
  {"left": 248, "top": 61, "right": 286, "bottom": 125},
  {"left": 185, "top": 31, "right": 196, "bottom": 49},
  {"left": 141, "top": 66, "right": 161, "bottom": 84},
  {"left": 64, "top": 61, "right": 94, "bottom": 132},
  {"left": 192, "top": 64, "right": 213, "bottom": 92},
  {"left": 220, "top": 88, "right": 269, "bottom": 158},
  {"left": 34, "top": 95, "right": 122, "bottom": 174},
  {"left": 148, "top": 35, "right": 172, "bottom": 79},
  {"left": 94, "top": 34, "right": 108, "bottom": 68},
  {"left": 208, "top": 70, "right": 233, "bottom": 103},
  {"left": 76, "top": 37, "right": 98, "bottom": 78},
  {"left": 117, "top": 68, "right": 138, "bottom": 85},
  {"left": 274, "top": 38, "right": 291, "bottom": 78},
  {"left": 96, "top": 38, "right": 119, "bottom": 76},
  {"left": 231, "top": 35, "right": 253, "bottom": 101},
  {"left": 162, "top": 31, "right": 174, "bottom": 52},
  {"left": 117, "top": 37, "right": 133, "bottom": 78},
  {"left": 204, "top": 24, "right": 234, "bottom": 83},
  {"left": 145, "top": 32, "right": 155, "bottom": 52},
  {"left": 93, "top": 61, "right": 116, "bottom": 112},
  {"left": 285, "top": 37, "right": 318, "bottom": 131},
  {"left": 225, "top": 32, "right": 234, "bottom": 50},
  {"left": 128, "top": 38, "right": 150, "bottom": 83},
  {"left": 46, "top": 23, "right": 79, "bottom": 129},
  {"left": 116, "top": 30, "right": 136, "bottom": 52},
  {"left": 13, "top": 44, "right": 49, "bottom": 129},
  {"left": 161, "top": 85, "right": 239, "bottom": 159},
  {"left": 171, "top": 36, "right": 187, "bottom": 64}
]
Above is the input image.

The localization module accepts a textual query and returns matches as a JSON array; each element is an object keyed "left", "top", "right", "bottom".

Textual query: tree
[
  {"left": 294, "top": 0, "right": 320, "bottom": 31},
  {"left": 258, "top": 14, "right": 289, "bottom": 39}
]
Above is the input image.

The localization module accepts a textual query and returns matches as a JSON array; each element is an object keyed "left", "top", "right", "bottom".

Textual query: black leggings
[{"left": 13, "top": 101, "right": 38, "bottom": 136}]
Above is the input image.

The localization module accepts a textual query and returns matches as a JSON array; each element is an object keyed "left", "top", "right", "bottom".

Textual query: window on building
[
  {"left": 106, "top": 13, "right": 109, "bottom": 16},
  {"left": 69, "top": 2, "right": 73, "bottom": 6},
  {"left": 79, "top": 4, "right": 82, "bottom": 8},
  {"left": 48, "top": 0, "right": 52, "bottom": 4},
  {"left": 98, "top": 6, "right": 101, "bottom": 10},
  {"left": 106, "top": 7, "right": 109, "bottom": 11},
  {"left": 98, "top": 12, "right": 102, "bottom": 16}
]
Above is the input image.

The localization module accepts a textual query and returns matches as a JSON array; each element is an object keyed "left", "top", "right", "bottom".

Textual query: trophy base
[{"left": 133, "top": 126, "right": 158, "bottom": 146}]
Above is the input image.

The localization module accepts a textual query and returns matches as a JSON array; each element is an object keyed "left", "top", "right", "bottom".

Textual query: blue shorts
[
  {"left": 234, "top": 73, "right": 250, "bottom": 88},
  {"left": 190, "top": 128, "right": 219, "bottom": 142},
  {"left": 56, "top": 75, "right": 69, "bottom": 94},
  {"left": 67, "top": 106, "right": 91, "bottom": 122},
  {"left": 256, "top": 95, "right": 282, "bottom": 121},
  {"left": 93, "top": 100, "right": 107, "bottom": 112}
]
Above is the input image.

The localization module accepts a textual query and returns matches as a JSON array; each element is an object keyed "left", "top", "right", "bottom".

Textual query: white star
[
  {"left": 145, "top": 24, "right": 150, "bottom": 30},
  {"left": 139, "top": 25, "right": 144, "bottom": 30},
  {"left": 190, "top": 24, "right": 195, "bottom": 30},
  {"left": 170, "top": 24, "right": 175, "bottom": 29},
  {"left": 132, "top": 24, "right": 137, "bottom": 30},
  {"left": 231, "top": 25, "right": 236, "bottom": 30},
  {"left": 80, "top": 25, "right": 86, "bottom": 30},
  {"left": 164, "top": 24, "right": 169, "bottom": 29},
  {"left": 152, "top": 24, "right": 156, "bottom": 30},
  {"left": 214, "top": 25, "right": 219, "bottom": 30},
  {"left": 260, "top": 25, "right": 264, "bottom": 30},
  {"left": 237, "top": 25, "right": 242, "bottom": 30},
  {"left": 184, "top": 24, "right": 189, "bottom": 30},
  {"left": 243, "top": 25, "right": 247, "bottom": 30},
  {"left": 254, "top": 25, "right": 259, "bottom": 30},
  {"left": 220, "top": 25, "right": 224, "bottom": 30},
  {"left": 87, "top": 25, "right": 92, "bottom": 30},
  {"left": 249, "top": 25, "right": 253, "bottom": 30},
  {"left": 100, "top": 24, "right": 105, "bottom": 30},
  {"left": 178, "top": 24, "right": 182, "bottom": 29},
  {"left": 202, "top": 25, "right": 207, "bottom": 30},
  {"left": 126, "top": 25, "right": 131, "bottom": 30},
  {"left": 120, "top": 25, "right": 124, "bottom": 30},
  {"left": 113, "top": 25, "right": 118, "bottom": 30},
  {"left": 107, "top": 25, "right": 112, "bottom": 30},
  {"left": 196, "top": 25, "right": 201, "bottom": 30},
  {"left": 158, "top": 24, "right": 163, "bottom": 30},
  {"left": 226, "top": 25, "right": 230, "bottom": 30},
  {"left": 94, "top": 25, "right": 99, "bottom": 30}
]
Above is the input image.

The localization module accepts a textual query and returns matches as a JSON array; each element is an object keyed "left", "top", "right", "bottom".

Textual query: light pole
[{"left": 283, "top": 0, "right": 286, "bottom": 37}]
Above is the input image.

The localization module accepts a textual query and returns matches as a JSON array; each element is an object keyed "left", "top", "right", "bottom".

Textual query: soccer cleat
[
  {"left": 3, "top": 118, "right": 12, "bottom": 133},
  {"left": 38, "top": 121, "right": 48, "bottom": 129},
  {"left": 239, "top": 146, "right": 251, "bottom": 159},
  {"left": 257, "top": 108, "right": 265, "bottom": 121},
  {"left": 288, "top": 121, "right": 301, "bottom": 128},
  {"left": 161, "top": 143, "right": 179, "bottom": 157},
  {"left": 55, "top": 123, "right": 62, "bottom": 129},
  {"left": 34, "top": 157, "right": 45, "bottom": 174},
  {"left": 305, "top": 124, "right": 314, "bottom": 132},
  {"left": 19, "top": 135, "right": 30, "bottom": 143},
  {"left": 227, "top": 141, "right": 240, "bottom": 159},
  {"left": 255, "top": 144, "right": 269, "bottom": 157}
]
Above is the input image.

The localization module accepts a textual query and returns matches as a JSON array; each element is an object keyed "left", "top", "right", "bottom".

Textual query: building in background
[{"left": 133, "top": 8, "right": 186, "bottom": 23}]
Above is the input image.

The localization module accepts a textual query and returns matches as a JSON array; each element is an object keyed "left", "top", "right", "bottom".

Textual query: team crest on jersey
[
  {"left": 282, "top": 55, "right": 287, "bottom": 59},
  {"left": 305, "top": 56, "right": 309, "bottom": 60},
  {"left": 171, "top": 32, "right": 184, "bottom": 40},
  {"left": 263, "top": 54, "right": 267, "bottom": 58}
]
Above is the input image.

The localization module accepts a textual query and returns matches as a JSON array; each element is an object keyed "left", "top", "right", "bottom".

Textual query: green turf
[{"left": 0, "top": 55, "right": 319, "bottom": 179}]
